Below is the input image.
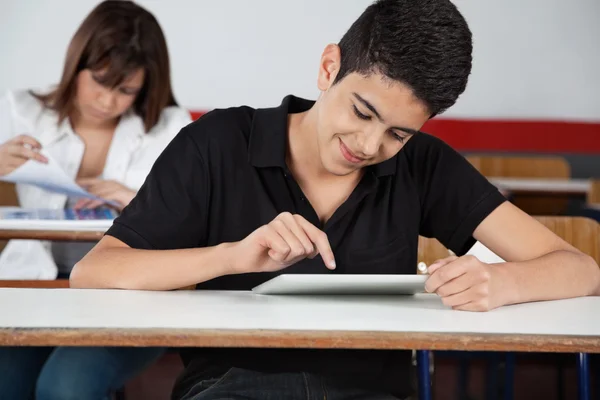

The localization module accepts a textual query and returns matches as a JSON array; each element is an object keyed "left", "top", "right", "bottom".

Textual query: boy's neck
[
  {"left": 286, "top": 107, "right": 327, "bottom": 182},
  {"left": 286, "top": 106, "right": 363, "bottom": 186}
]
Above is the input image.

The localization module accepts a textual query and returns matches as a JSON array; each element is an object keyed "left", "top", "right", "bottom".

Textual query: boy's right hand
[
  {"left": 227, "top": 212, "right": 336, "bottom": 274},
  {"left": 0, "top": 135, "right": 47, "bottom": 176}
]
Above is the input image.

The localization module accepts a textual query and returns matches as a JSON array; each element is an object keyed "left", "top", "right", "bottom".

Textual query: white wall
[{"left": 1, "top": 0, "right": 599, "bottom": 121}]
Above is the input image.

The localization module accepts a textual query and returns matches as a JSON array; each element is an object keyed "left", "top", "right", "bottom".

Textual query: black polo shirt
[{"left": 106, "top": 95, "right": 505, "bottom": 398}]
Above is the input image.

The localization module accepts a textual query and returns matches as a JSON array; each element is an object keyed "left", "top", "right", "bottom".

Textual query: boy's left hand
[
  {"left": 424, "top": 255, "right": 507, "bottom": 312},
  {"left": 75, "top": 178, "right": 136, "bottom": 211}
]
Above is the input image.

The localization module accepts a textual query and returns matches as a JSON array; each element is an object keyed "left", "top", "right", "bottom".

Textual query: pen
[{"left": 417, "top": 262, "right": 428, "bottom": 275}]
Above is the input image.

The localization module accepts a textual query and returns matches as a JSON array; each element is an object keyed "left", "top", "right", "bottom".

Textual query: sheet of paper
[
  {"left": 0, "top": 150, "right": 117, "bottom": 205},
  {"left": 466, "top": 241, "right": 506, "bottom": 264}
]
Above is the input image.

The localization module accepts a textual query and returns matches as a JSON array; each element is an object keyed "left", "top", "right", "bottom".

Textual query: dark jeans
[
  {"left": 0, "top": 346, "right": 165, "bottom": 400},
  {"left": 178, "top": 367, "right": 406, "bottom": 400}
]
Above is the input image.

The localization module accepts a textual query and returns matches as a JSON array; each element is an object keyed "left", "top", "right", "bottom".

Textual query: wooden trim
[
  {"left": 0, "top": 280, "right": 69, "bottom": 288},
  {"left": 0, "top": 230, "right": 103, "bottom": 241},
  {"left": 1, "top": 328, "right": 599, "bottom": 353}
]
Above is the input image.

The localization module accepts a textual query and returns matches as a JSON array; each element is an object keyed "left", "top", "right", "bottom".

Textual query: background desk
[{"left": 490, "top": 178, "right": 591, "bottom": 196}]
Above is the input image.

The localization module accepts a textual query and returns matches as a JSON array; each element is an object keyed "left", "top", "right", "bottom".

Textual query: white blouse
[{"left": 0, "top": 88, "right": 192, "bottom": 279}]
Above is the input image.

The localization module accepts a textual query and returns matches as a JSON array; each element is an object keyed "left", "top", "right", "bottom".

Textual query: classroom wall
[
  {"left": 1, "top": 0, "right": 599, "bottom": 174},
  {"left": 1, "top": 0, "right": 599, "bottom": 120}
]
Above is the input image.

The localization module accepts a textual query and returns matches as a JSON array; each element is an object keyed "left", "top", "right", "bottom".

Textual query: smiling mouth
[{"left": 338, "top": 138, "right": 364, "bottom": 164}]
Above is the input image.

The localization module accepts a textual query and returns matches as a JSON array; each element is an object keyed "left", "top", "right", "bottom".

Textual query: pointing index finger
[{"left": 294, "top": 215, "right": 336, "bottom": 269}]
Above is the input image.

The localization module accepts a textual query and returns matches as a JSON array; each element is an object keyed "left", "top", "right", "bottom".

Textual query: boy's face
[{"left": 314, "top": 45, "right": 431, "bottom": 176}]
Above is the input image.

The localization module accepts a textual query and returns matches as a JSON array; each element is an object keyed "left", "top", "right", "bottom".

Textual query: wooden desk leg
[
  {"left": 578, "top": 353, "right": 590, "bottom": 400},
  {"left": 417, "top": 350, "right": 432, "bottom": 400}
]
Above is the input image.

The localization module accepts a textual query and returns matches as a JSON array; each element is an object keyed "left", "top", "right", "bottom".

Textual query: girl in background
[{"left": 0, "top": 1, "right": 191, "bottom": 398}]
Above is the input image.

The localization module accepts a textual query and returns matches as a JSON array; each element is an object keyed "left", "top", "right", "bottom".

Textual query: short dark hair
[
  {"left": 33, "top": 0, "right": 177, "bottom": 132},
  {"left": 334, "top": 0, "right": 472, "bottom": 116}
]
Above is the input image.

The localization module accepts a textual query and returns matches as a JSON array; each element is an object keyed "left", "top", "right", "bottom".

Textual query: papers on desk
[
  {"left": 466, "top": 241, "right": 505, "bottom": 264},
  {"left": 0, "top": 207, "right": 116, "bottom": 231},
  {"left": 0, "top": 150, "right": 117, "bottom": 205}
]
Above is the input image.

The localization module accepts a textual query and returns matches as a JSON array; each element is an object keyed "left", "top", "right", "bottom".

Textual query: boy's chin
[{"left": 322, "top": 158, "right": 360, "bottom": 177}]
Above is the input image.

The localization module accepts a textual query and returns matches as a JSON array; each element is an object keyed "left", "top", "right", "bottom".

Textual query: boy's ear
[{"left": 317, "top": 44, "right": 341, "bottom": 92}]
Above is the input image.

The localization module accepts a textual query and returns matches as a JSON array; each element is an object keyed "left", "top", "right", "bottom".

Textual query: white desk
[
  {"left": 0, "top": 208, "right": 111, "bottom": 241},
  {"left": 490, "top": 178, "right": 591, "bottom": 196},
  {"left": 1, "top": 289, "right": 599, "bottom": 353}
]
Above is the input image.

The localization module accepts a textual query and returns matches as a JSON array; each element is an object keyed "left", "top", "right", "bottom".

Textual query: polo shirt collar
[
  {"left": 248, "top": 95, "right": 310, "bottom": 169},
  {"left": 248, "top": 95, "right": 396, "bottom": 177}
]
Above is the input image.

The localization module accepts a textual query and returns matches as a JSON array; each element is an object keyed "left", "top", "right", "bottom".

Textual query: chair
[
  {"left": 417, "top": 236, "right": 450, "bottom": 268},
  {"left": 418, "top": 217, "right": 600, "bottom": 400},
  {"left": 466, "top": 155, "right": 571, "bottom": 215},
  {"left": 580, "top": 180, "right": 600, "bottom": 225},
  {"left": 587, "top": 179, "right": 600, "bottom": 206},
  {"left": 0, "top": 182, "right": 18, "bottom": 206},
  {"left": 534, "top": 216, "right": 599, "bottom": 261},
  {"left": 0, "top": 182, "right": 19, "bottom": 253},
  {"left": 466, "top": 155, "right": 570, "bottom": 179}
]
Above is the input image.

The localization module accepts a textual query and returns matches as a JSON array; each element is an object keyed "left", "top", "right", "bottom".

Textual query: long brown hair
[{"left": 34, "top": 0, "right": 177, "bottom": 132}]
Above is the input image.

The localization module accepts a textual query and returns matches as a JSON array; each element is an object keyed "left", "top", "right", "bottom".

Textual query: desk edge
[{"left": 1, "top": 328, "right": 599, "bottom": 353}]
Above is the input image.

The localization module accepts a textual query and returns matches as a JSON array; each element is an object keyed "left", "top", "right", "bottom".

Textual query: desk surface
[
  {"left": 490, "top": 178, "right": 591, "bottom": 195},
  {"left": 1, "top": 289, "right": 599, "bottom": 352}
]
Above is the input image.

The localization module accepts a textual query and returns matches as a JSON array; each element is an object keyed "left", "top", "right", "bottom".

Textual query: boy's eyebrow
[
  {"left": 352, "top": 92, "right": 420, "bottom": 136},
  {"left": 353, "top": 92, "right": 383, "bottom": 120}
]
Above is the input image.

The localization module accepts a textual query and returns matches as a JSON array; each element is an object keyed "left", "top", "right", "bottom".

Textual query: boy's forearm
[
  {"left": 70, "top": 242, "right": 236, "bottom": 291},
  {"left": 497, "top": 250, "right": 600, "bottom": 306}
]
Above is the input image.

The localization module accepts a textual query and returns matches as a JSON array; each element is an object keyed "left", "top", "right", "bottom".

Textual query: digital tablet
[{"left": 252, "top": 274, "right": 428, "bottom": 295}]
